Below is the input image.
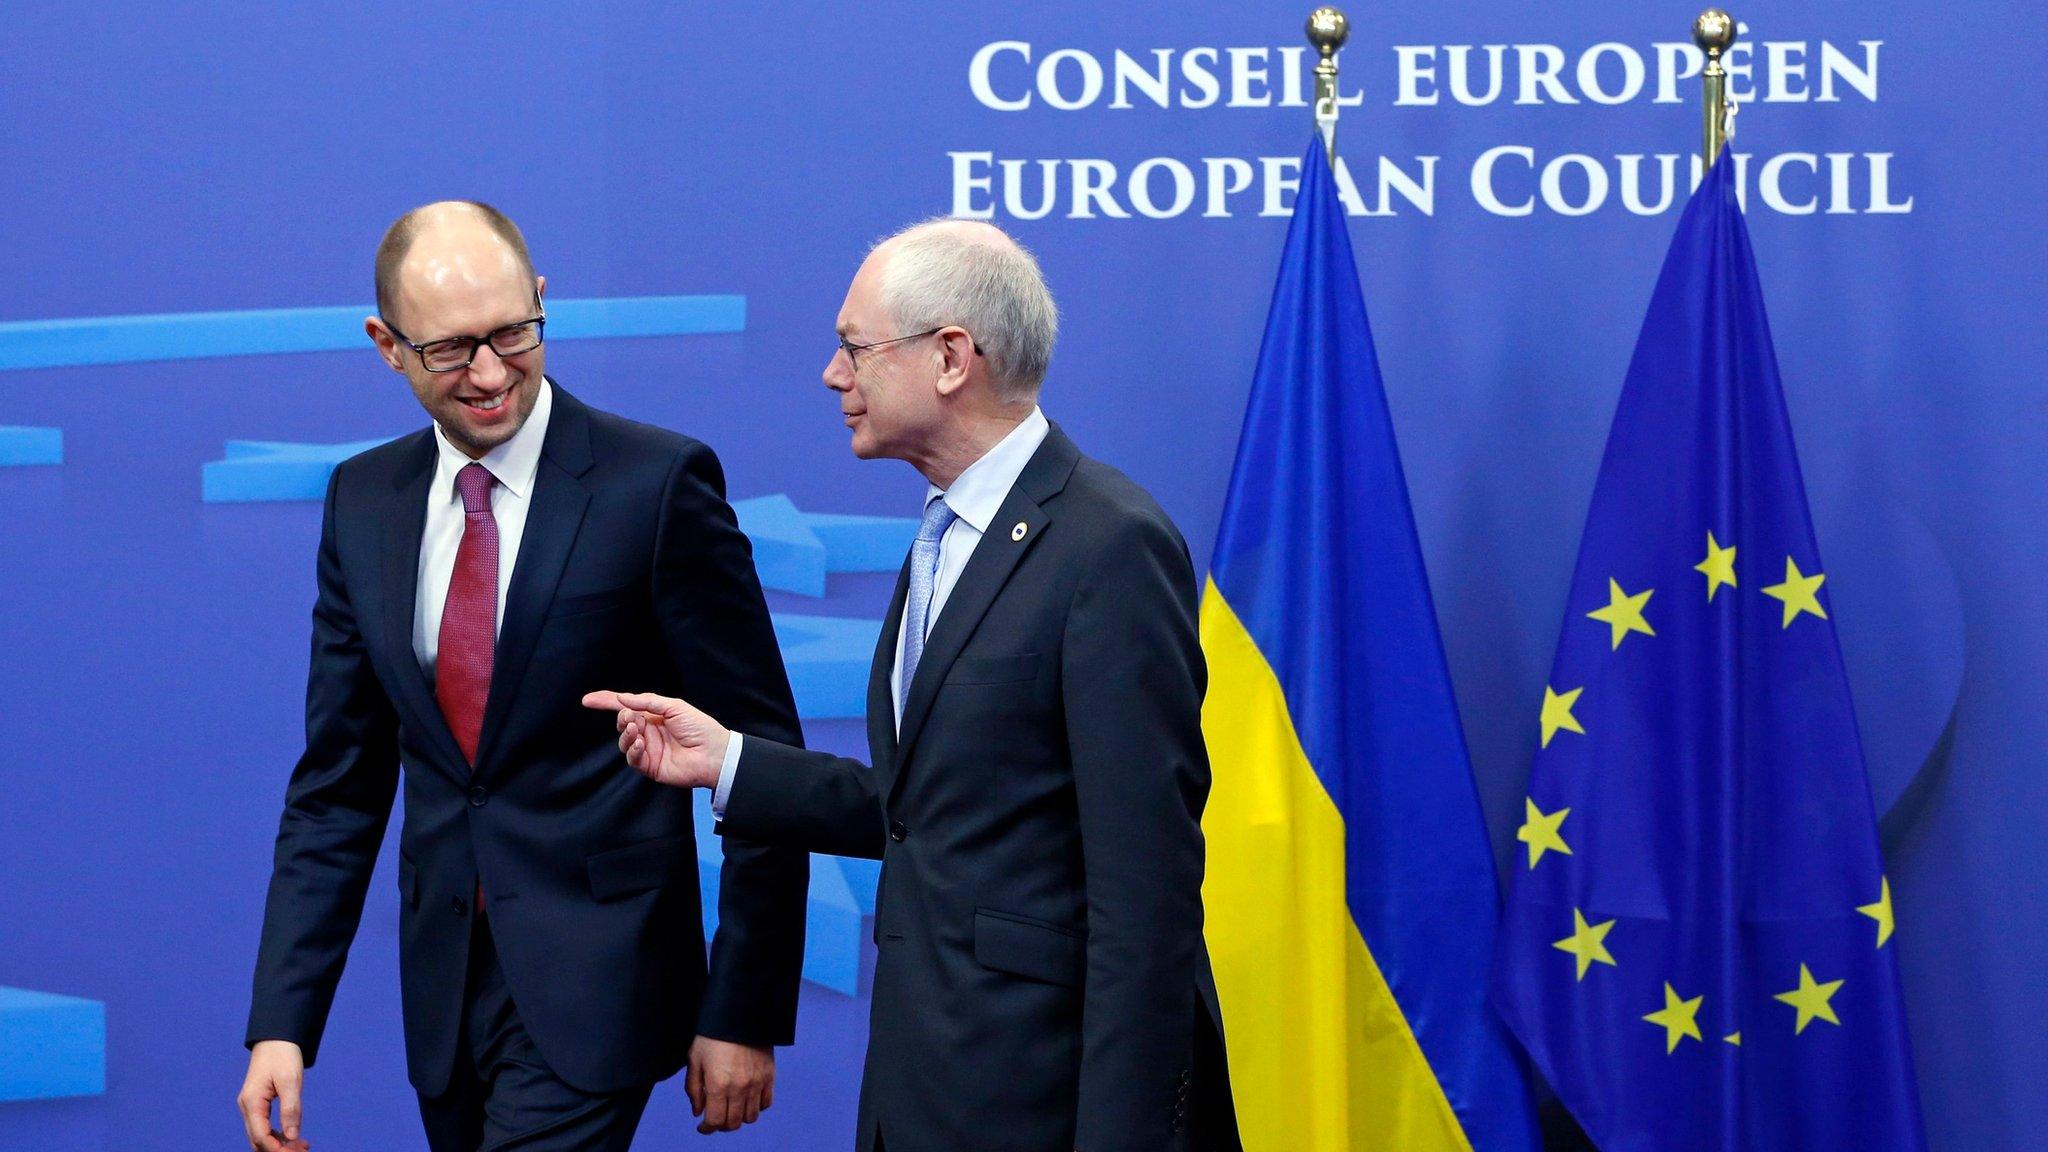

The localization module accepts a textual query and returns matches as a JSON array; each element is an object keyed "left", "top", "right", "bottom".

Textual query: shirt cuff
[{"left": 711, "top": 731, "right": 744, "bottom": 818}]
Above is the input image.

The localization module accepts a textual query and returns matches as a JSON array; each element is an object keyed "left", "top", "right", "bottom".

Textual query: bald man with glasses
[{"left": 238, "top": 200, "right": 808, "bottom": 1152}]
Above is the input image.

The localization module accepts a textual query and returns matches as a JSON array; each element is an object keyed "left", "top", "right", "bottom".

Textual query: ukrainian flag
[{"left": 1201, "top": 137, "right": 1540, "bottom": 1152}]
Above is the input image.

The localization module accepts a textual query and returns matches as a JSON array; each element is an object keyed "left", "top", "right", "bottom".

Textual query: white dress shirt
[
  {"left": 411, "top": 377, "right": 554, "bottom": 675},
  {"left": 714, "top": 407, "right": 1050, "bottom": 814}
]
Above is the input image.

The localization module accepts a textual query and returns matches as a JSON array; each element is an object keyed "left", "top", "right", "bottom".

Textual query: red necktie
[{"left": 436, "top": 463, "right": 498, "bottom": 766}]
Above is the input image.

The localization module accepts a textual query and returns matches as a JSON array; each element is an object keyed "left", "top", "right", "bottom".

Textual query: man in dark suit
[
  {"left": 587, "top": 219, "right": 1239, "bottom": 1152},
  {"left": 237, "top": 201, "right": 807, "bottom": 1152}
]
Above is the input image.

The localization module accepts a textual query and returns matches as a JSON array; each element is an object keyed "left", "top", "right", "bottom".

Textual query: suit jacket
[
  {"left": 723, "top": 425, "right": 1239, "bottom": 1152},
  {"left": 246, "top": 383, "right": 807, "bottom": 1096}
]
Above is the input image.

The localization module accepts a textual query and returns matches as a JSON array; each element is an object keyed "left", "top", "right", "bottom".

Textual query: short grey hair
[{"left": 875, "top": 219, "right": 1058, "bottom": 405}]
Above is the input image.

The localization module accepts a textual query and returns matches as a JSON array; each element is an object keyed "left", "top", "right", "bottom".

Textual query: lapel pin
[{"left": 1011, "top": 521, "right": 1028, "bottom": 542}]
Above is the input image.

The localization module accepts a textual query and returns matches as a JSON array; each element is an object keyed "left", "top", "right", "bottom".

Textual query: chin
[{"left": 447, "top": 421, "right": 512, "bottom": 456}]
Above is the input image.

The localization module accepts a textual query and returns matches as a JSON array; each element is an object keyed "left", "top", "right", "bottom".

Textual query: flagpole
[
  {"left": 1694, "top": 10, "right": 1736, "bottom": 167},
  {"left": 1307, "top": 6, "right": 1348, "bottom": 160}
]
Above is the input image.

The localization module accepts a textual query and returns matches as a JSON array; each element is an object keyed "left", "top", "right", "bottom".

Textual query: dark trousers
[{"left": 418, "top": 916, "right": 653, "bottom": 1152}]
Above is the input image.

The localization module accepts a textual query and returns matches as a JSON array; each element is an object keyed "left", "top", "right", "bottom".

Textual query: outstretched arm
[{"left": 582, "top": 690, "right": 888, "bottom": 860}]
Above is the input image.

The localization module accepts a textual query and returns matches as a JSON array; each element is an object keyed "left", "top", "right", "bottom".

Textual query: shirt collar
[
  {"left": 431, "top": 376, "right": 553, "bottom": 502},
  {"left": 929, "top": 407, "right": 1050, "bottom": 532}
]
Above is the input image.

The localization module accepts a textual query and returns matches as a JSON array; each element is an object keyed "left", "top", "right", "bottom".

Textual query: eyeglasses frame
[
  {"left": 836, "top": 326, "right": 984, "bottom": 374},
  {"left": 384, "top": 307, "right": 548, "bottom": 373}
]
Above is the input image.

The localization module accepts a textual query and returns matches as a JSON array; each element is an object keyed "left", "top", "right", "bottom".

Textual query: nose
[
  {"left": 468, "top": 342, "right": 510, "bottom": 387},
  {"left": 823, "top": 349, "right": 852, "bottom": 391}
]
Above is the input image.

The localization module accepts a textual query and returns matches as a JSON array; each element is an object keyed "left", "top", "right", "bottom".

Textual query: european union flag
[
  {"left": 1491, "top": 154, "right": 1928, "bottom": 1151},
  {"left": 1202, "top": 137, "right": 1540, "bottom": 1151}
]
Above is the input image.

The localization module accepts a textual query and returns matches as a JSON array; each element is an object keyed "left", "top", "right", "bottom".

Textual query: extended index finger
[{"left": 585, "top": 690, "right": 680, "bottom": 716}]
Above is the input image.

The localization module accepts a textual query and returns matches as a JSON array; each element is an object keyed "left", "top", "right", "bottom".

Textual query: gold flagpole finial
[
  {"left": 1693, "top": 11, "right": 1737, "bottom": 167},
  {"left": 1307, "top": 7, "right": 1349, "bottom": 160}
]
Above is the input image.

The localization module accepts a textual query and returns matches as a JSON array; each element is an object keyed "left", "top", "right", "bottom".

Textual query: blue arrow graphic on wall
[
  {"left": 733, "top": 495, "right": 917, "bottom": 597},
  {"left": 0, "top": 295, "right": 745, "bottom": 371},
  {"left": 0, "top": 294, "right": 743, "bottom": 475},
  {"left": 0, "top": 427, "right": 62, "bottom": 467},
  {"left": 0, "top": 987, "right": 104, "bottom": 1101},
  {"left": 201, "top": 438, "right": 396, "bottom": 502}
]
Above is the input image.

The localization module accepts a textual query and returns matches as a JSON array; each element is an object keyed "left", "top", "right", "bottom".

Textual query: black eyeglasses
[
  {"left": 836, "top": 327, "right": 983, "bottom": 373},
  {"left": 387, "top": 313, "right": 547, "bottom": 373}
]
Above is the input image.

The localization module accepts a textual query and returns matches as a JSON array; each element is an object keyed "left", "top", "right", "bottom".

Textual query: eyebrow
[{"left": 414, "top": 314, "right": 541, "bottom": 344}]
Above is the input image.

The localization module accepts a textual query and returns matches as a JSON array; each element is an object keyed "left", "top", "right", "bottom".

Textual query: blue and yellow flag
[
  {"left": 1201, "top": 137, "right": 1540, "bottom": 1152},
  {"left": 1491, "top": 154, "right": 1928, "bottom": 1151}
]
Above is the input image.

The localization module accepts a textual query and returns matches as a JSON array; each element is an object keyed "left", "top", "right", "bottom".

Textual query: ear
[
  {"left": 931, "top": 326, "right": 978, "bottom": 398},
  {"left": 365, "top": 316, "right": 407, "bottom": 373},
  {"left": 535, "top": 274, "right": 547, "bottom": 304}
]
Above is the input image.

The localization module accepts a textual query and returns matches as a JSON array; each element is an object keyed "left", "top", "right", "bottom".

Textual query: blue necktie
[{"left": 898, "top": 494, "right": 959, "bottom": 721}]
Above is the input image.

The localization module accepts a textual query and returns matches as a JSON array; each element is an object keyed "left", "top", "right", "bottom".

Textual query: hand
[
  {"left": 237, "top": 1040, "right": 311, "bottom": 1152},
  {"left": 685, "top": 1035, "right": 775, "bottom": 1134},
  {"left": 581, "top": 691, "right": 730, "bottom": 789}
]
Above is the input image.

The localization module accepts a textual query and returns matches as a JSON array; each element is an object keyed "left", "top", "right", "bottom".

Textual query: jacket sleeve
[
  {"left": 650, "top": 441, "right": 811, "bottom": 1046},
  {"left": 1064, "top": 513, "right": 1211, "bottom": 1152},
  {"left": 721, "top": 735, "right": 889, "bottom": 861},
  {"left": 245, "top": 470, "right": 401, "bottom": 1066}
]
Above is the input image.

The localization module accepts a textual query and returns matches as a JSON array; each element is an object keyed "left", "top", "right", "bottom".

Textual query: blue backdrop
[{"left": 0, "top": 3, "right": 2039, "bottom": 1148}]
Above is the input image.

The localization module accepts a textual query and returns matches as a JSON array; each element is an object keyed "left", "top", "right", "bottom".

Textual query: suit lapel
[
  {"left": 471, "top": 384, "right": 595, "bottom": 776},
  {"left": 380, "top": 430, "right": 470, "bottom": 778},
  {"left": 868, "top": 554, "right": 911, "bottom": 774},
  {"left": 892, "top": 426, "right": 1080, "bottom": 769}
]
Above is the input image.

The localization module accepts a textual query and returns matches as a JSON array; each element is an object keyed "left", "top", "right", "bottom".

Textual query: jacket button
[
  {"left": 451, "top": 896, "right": 468, "bottom": 917},
  {"left": 469, "top": 786, "right": 489, "bottom": 808},
  {"left": 888, "top": 821, "right": 908, "bottom": 842}
]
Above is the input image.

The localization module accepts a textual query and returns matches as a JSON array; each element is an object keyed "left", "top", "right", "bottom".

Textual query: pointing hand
[{"left": 581, "top": 690, "right": 729, "bottom": 789}]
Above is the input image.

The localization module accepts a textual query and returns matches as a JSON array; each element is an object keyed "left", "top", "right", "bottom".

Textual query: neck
[{"left": 911, "top": 407, "right": 1029, "bottom": 490}]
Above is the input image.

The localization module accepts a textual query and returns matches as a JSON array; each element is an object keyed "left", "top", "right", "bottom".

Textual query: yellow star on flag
[
  {"left": 1587, "top": 578, "right": 1657, "bottom": 650},
  {"left": 1552, "top": 908, "right": 1618, "bottom": 980},
  {"left": 1518, "top": 798, "right": 1573, "bottom": 869},
  {"left": 1695, "top": 532, "right": 1738, "bottom": 601},
  {"left": 1643, "top": 983, "right": 1705, "bottom": 1053},
  {"left": 1540, "top": 685, "right": 1586, "bottom": 749},
  {"left": 1724, "top": 1032, "right": 1742, "bottom": 1047},
  {"left": 1858, "top": 877, "right": 1896, "bottom": 948},
  {"left": 1774, "top": 964, "right": 1844, "bottom": 1034},
  {"left": 1762, "top": 557, "right": 1829, "bottom": 628}
]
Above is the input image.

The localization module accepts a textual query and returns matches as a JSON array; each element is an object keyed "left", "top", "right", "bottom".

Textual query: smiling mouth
[{"left": 460, "top": 391, "right": 509, "bottom": 412}]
